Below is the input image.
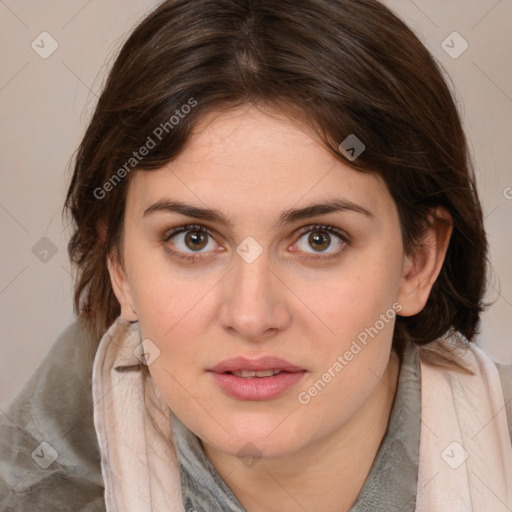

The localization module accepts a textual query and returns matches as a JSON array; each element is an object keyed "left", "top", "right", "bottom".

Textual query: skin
[{"left": 108, "top": 104, "right": 452, "bottom": 512}]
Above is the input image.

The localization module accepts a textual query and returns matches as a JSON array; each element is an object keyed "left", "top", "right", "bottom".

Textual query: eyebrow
[{"left": 142, "top": 198, "right": 374, "bottom": 228}]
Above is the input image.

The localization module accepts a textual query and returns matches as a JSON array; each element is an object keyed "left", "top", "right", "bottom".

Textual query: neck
[{"left": 202, "top": 350, "right": 401, "bottom": 512}]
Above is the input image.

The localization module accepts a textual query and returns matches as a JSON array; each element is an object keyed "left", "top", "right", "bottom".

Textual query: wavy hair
[{"left": 64, "top": 0, "right": 490, "bottom": 371}]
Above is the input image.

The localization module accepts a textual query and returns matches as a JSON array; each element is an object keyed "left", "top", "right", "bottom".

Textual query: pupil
[
  {"left": 185, "top": 231, "right": 207, "bottom": 250},
  {"left": 309, "top": 231, "right": 330, "bottom": 251}
]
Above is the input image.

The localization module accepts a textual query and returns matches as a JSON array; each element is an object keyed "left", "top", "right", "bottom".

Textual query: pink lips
[{"left": 208, "top": 356, "right": 307, "bottom": 401}]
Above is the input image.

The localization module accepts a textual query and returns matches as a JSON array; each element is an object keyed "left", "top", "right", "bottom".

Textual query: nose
[{"left": 218, "top": 251, "right": 291, "bottom": 343}]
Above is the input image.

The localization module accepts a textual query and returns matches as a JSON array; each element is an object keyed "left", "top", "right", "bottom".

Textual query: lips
[{"left": 208, "top": 356, "right": 306, "bottom": 400}]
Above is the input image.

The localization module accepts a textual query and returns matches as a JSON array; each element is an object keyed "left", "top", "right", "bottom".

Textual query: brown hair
[{"left": 64, "top": 0, "right": 489, "bottom": 371}]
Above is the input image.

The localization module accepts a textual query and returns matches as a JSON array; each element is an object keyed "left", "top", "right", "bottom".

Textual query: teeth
[{"left": 231, "top": 369, "right": 281, "bottom": 378}]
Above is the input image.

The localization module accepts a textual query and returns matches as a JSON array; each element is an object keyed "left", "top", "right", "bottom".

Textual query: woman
[{"left": 1, "top": 0, "right": 511, "bottom": 510}]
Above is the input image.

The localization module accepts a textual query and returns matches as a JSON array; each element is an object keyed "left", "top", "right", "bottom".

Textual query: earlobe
[
  {"left": 107, "top": 252, "right": 138, "bottom": 322},
  {"left": 397, "top": 208, "right": 453, "bottom": 317}
]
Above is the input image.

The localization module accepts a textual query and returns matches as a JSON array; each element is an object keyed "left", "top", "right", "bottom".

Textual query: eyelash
[{"left": 162, "top": 223, "right": 349, "bottom": 263}]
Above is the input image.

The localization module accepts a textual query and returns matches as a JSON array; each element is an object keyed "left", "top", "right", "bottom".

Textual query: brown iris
[
  {"left": 185, "top": 230, "right": 208, "bottom": 251},
  {"left": 308, "top": 230, "right": 330, "bottom": 252}
]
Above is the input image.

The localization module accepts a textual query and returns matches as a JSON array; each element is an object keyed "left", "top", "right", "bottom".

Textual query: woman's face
[{"left": 110, "top": 105, "right": 424, "bottom": 459}]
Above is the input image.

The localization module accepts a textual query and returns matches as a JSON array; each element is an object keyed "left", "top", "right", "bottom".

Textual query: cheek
[
  {"left": 291, "top": 271, "right": 399, "bottom": 440},
  {"left": 298, "top": 269, "right": 397, "bottom": 381},
  {"left": 126, "top": 243, "right": 217, "bottom": 337},
  {"left": 295, "top": 251, "right": 402, "bottom": 345}
]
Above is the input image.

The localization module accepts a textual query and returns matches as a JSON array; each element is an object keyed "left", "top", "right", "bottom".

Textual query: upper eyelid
[{"left": 296, "top": 224, "right": 348, "bottom": 239}]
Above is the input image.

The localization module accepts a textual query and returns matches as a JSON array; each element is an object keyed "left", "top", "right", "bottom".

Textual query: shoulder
[
  {"left": 0, "top": 318, "right": 105, "bottom": 510},
  {"left": 494, "top": 359, "right": 512, "bottom": 443},
  {"left": 5, "top": 317, "right": 100, "bottom": 423}
]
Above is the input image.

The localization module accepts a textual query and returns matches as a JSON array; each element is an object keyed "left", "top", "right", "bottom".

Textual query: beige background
[{"left": 0, "top": 0, "right": 511, "bottom": 411}]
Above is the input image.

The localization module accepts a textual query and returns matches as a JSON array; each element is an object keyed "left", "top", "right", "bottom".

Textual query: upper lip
[{"left": 209, "top": 356, "right": 305, "bottom": 373}]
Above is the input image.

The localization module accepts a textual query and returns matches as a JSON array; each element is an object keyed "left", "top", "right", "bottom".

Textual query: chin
[
  {"left": 213, "top": 435, "right": 302, "bottom": 461},
  {"left": 203, "top": 414, "right": 309, "bottom": 459}
]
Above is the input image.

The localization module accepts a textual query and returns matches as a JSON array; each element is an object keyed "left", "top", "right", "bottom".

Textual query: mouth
[
  {"left": 209, "top": 355, "right": 305, "bottom": 374},
  {"left": 208, "top": 356, "right": 306, "bottom": 400},
  {"left": 227, "top": 369, "right": 284, "bottom": 378}
]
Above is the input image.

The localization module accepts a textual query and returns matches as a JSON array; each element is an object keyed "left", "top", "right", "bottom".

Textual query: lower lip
[{"left": 209, "top": 371, "right": 307, "bottom": 400}]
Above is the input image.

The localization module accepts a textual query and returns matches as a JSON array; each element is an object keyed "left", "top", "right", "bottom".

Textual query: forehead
[
  {"left": 185, "top": 105, "right": 324, "bottom": 165},
  {"left": 126, "top": 105, "right": 393, "bottom": 221}
]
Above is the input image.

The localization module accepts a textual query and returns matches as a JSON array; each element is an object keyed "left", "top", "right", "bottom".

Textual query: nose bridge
[{"left": 219, "top": 249, "right": 290, "bottom": 340}]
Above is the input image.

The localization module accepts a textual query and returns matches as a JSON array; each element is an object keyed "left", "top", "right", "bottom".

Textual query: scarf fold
[
  {"left": 92, "top": 316, "right": 512, "bottom": 512},
  {"left": 92, "top": 317, "right": 184, "bottom": 512}
]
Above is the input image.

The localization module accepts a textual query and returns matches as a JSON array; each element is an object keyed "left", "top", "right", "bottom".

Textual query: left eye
[{"left": 294, "top": 226, "right": 347, "bottom": 255}]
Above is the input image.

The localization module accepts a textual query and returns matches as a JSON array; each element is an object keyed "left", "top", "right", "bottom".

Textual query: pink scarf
[
  {"left": 416, "top": 337, "right": 512, "bottom": 510},
  {"left": 92, "top": 317, "right": 512, "bottom": 511}
]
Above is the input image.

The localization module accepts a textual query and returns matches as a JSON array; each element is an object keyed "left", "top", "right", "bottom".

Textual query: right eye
[{"left": 162, "top": 224, "right": 223, "bottom": 262}]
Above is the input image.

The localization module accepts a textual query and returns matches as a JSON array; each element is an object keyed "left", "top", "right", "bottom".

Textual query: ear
[
  {"left": 107, "top": 251, "right": 138, "bottom": 322},
  {"left": 397, "top": 207, "right": 453, "bottom": 316}
]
